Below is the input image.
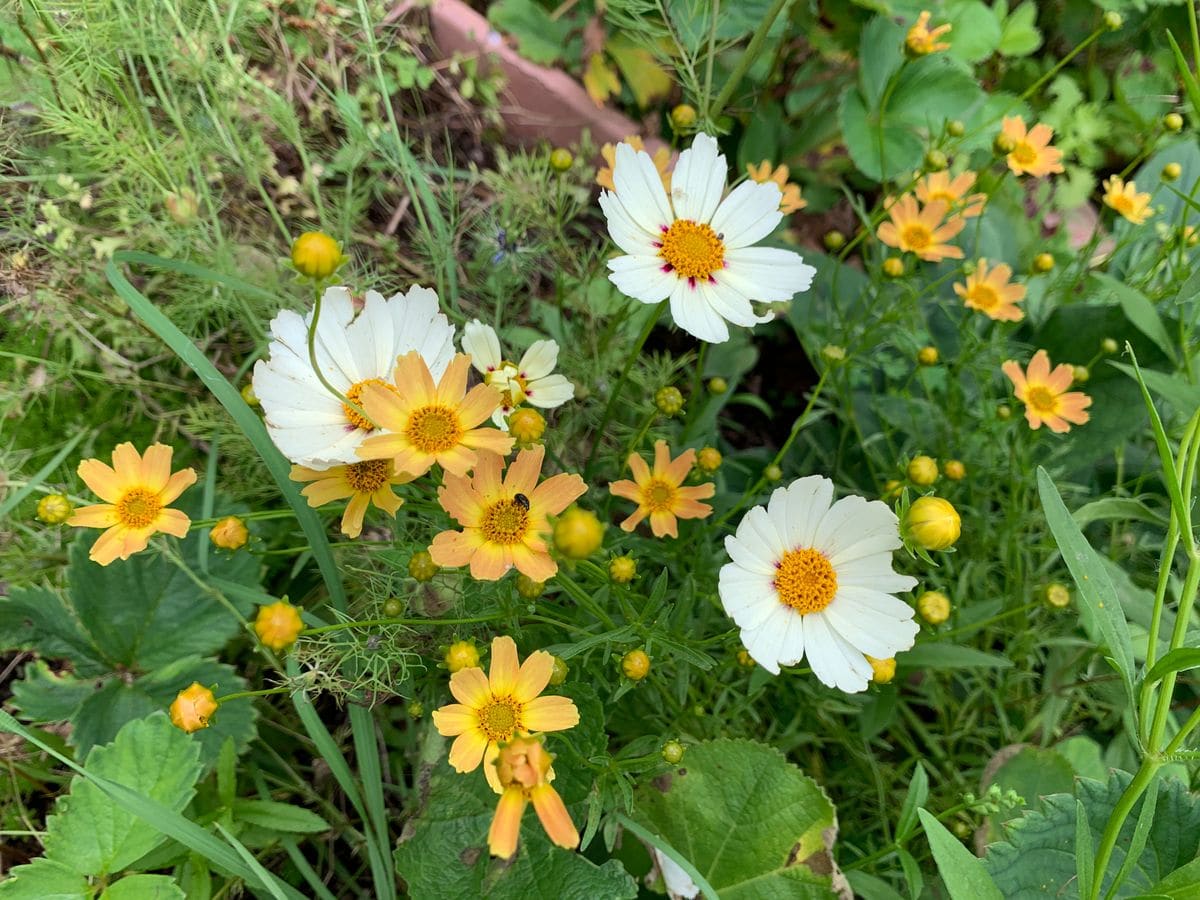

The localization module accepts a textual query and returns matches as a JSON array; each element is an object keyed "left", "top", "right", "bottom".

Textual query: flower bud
[
  {"left": 290, "top": 231, "right": 343, "bottom": 280},
  {"left": 1033, "top": 252, "right": 1055, "bottom": 273},
  {"left": 1101, "top": 337, "right": 1119, "bottom": 355},
  {"left": 906, "top": 496, "right": 961, "bottom": 550},
  {"left": 549, "top": 148, "right": 574, "bottom": 172},
  {"left": 764, "top": 463, "right": 783, "bottom": 482},
  {"left": 907, "top": 455, "right": 939, "bottom": 486},
  {"left": 695, "top": 446, "right": 722, "bottom": 474},
  {"left": 993, "top": 132, "right": 1016, "bottom": 155},
  {"left": 622, "top": 648, "right": 651, "bottom": 680},
  {"left": 508, "top": 408, "right": 546, "bottom": 445},
  {"left": 170, "top": 682, "right": 218, "bottom": 733},
  {"left": 254, "top": 600, "right": 304, "bottom": 651},
  {"left": 609, "top": 555, "right": 637, "bottom": 584},
  {"left": 996, "top": 403, "right": 1013, "bottom": 421},
  {"left": 209, "top": 515, "right": 249, "bottom": 551},
  {"left": 516, "top": 574, "right": 545, "bottom": 599},
  {"left": 445, "top": 640, "right": 480, "bottom": 672},
  {"left": 942, "top": 459, "right": 966, "bottom": 481},
  {"left": 409, "top": 550, "right": 439, "bottom": 582},
  {"left": 883, "top": 257, "right": 905, "bottom": 278},
  {"left": 924, "top": 149, "right": 948, "bottom": 171},
  {"left": 670, "top": 104, "right": 697, "bottom": 131},
  {"left": 549, "top": 655, "right": 569, "bottom": 685},
  {"left": 383, "top": 597, "right": 404, "bottom": 617},
  {"left": 1072, "top": 365, "right": 1090, "bottom": 384},
  {"left": 822, "top": 344, "right": 846, "bottom": 362},
  {"left": 655, "top": 386, "right": 684, "bottom": 417},
  {"left": 37, "top": 493, "right": 74, "bottom": 525},
  {"left": 867, "top": 655, "right": 896, "bottom": 684},
  {"left": 947, "top": 120, "right": 965, "bottom": 138},
  {"left": 661, "top": 740, "right": 685, "bottom": 764},
  {"left": 1103, "top": 10, "right": 1122, "bottom": 31},
  {"left": 736, "top": 649, "right": 756, "bottom": 668},
  {"left": 882, "top": 479, "right": 903, "bottom": 501},
  {"left": 407, "top": 700, "right": 424, "bottom": 717},
  {"left": 1163, "top": 162, "right": 1182, "bottom": 182},
  {"left": 553, "top": 507, "right": 604, "bottom": 559},
  {"left": 917, "top": 346, "right": 939, "bottom": 366},
  {"left": 1165, "top": 113, "right": 1184, "bottom": 133},
  {"left": 917, "top": 590, "right": 951, "bottom": 624},
  {"left": 707, "top": 376, "right": 728, "bottom": 395},
  {"left": 823, "top": 230, "right": 846, "bottom": 251},
  {"left": 1043, "top": 582, "right": 1071, "bottom": 609}
]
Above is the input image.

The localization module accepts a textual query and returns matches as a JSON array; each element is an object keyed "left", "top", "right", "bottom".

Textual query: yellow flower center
[
  {"left": 481, "top": 498, "right": 531, "bottom": 545},
  {"left": 1011, "top": 141, "right": 1037, "bottom": 166},
  {"left": 1110, "top": 195, "right": 1134, "bottom": 215},
  {"left": 659, "top": 220, "right": 725, "bottom": 281},
  {"left": 478, "top": 697, "right": 521, "bottom": 741},
  {"left": 968, "top": 283, "right": 999, "bottom": 310},
  {"left": 643, "top": 479, "right": 677, "bottom": 513},
  {"left": 929, "top": 190, "right": 956, "bottom": 205},
  {"left": 404, "top": 405, "right": 462, "bottom": 453},
  {"left": 116, "top": 487, "right": 162, "bottom": 528},
  {"left": 344, "top": 459, "right": 392, "bottom": 493},
  {"left": 343, "top": 378, "right": 395, "bottom": 431},
  {"left": 1025, "top": 384, "right": 1060, "bottom": 414},
  {"left": 900, "top": 224, "right": 933, "bottom": 251},
  {"left": 774, "top": 548, "right": 839, "bottom": 614}
]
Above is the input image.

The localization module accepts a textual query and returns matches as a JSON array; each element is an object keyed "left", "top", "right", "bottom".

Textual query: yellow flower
[
  {"left": 1102, "top": 175, "right": 1152, "bottom": 225},
  {"left": 37, "top": 493, "right": 74, "bottom": 524},
  {"left": 445, "top": 640, "right": 480, "bottom": 673},
  {"left": 290, "top": 459, "right": 412, "bottom": 539},
  {"left": 876, "top": 195, "right": 965, "bottom": 262},
  {"left": 906, "top": 11, "right": 951, "bottom": 55},
  {"left": 487, "top": 735, "right": 579, "bottom": 859},
  {"left": 914, "top": 170, "right": 986, "bottom": 218},
  {"left": 290, "top": 231, "right": 344, "bottom": 279},
  {"left": 209, "top": 515, "right": 249, "bottom": 550},
  {"left": 431, "top": 635, "right": 580, "bottom": 793},
  {"left": 430, "top": 446, "right": 586, "bottom": 582},
  {"left": 356, "top": 352, "right": 514, "bottom": 479},
  {"left": 609, "top": 440, "right": 715, "bottom": 538},
  {"left": 1000, "top": 117, "right": 1064, "bottom": 178},
  {"left": 907, "top": 455, "right": 938, "bottom": 486},
  {"left": 954, "top": 259, "right": 1027, "bottom": 322},
  {"left": 255, "top": 600, "right": 304, "bottom": 651},
  {"left": 1001, "top": 350, "right": 1092, "bottom": 433},
  {"left": 906, "top": 497, "right": 961, "bottom": 551},
  {"left": 917, "top": 590, "right": 951, "bottom": 624},
  {"left": 597, "top": 135, "right": 671, "bottom": 192},
  {"left": 867, "top": 656, "right": 896, "bottom": 684},
  {"left": 553, "top": 507, "right": 604, "bottom": 559},
  {"left": 169, "top": 682, "right": 218, "bottom": 733},
  {"left": 68, "top": 442, "right": 197, "bottom": 566},
  {"left": 746, "top": 160, "right": 807, "bottom": 214}
]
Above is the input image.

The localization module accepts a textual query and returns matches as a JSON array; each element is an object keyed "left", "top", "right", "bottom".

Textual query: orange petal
[
  {"left": 156, "top": 508, "right": 191, "bottom": 538},
  {"left": 302, "top": 474, "right": 355, "bottom": 508},
  {"left": 110, "top": 442, "right": 143, "bottom": 486},
  {"left": 431, "top": 702, "right": 476, "bottom": 736},
  {"left": 67, "top": 503, "right": 118, "bottom": 529},
  {"left": 488, "top": 786, "right": 528, "bottom": 859},
  {"left": 652, "top": 440, "right": 671, "bottom": 476},
  {"left": 430, "top": 528, "right": 485, "bottom": 567},
  {"left": 392, "top": 351, "right": 436, "bottom": 406},
  {"left": 390, "top": 446, "right": 435, "bottom": 479},
  {"left": 522, "top": 694, "right": 579, "bottom": 732},
  {"left": 340, "top": 493, "right": 370, "bottom": 538},
  {"left": 664, "top": 448, "right": 694, "bottom": 485},
  {"left": 436, "top": 353, "right": 472, "bottom": 404},
  {"left": 460, "top": 428, "right": 515, "bottom": 459},
  {"left": 469, "top": 542, "right": 510, "bottom": 581},
  {"left": 627, "top": 452, "right": 650, "bottom": 485},
  {"left": 530, "top": 784, "right": 579, "bottom": 850},
  {"left": 449, "top": 666, "right": 491, "bottom": 707},
  {"left": 435, "top": 445, "right": 478, "bottom": 479},
  {"left": 458, "top": 383, "right": 503, "bottom": 429},
  {"left": 504, "top": 446, "right": 545, "bottom": 496},
  {"left": 513, "top": 650, "right": 554, "bottom": 703},
  {"left": 372, "top": 485, "right": 404, "bottom": 516},
  {"left": 619, "top": 508, "right": 648, "bottom": 532},
  {"left": 489, "top": 636, "right": 520, "bottom": 696},
  {"left": 439, "top": 476, "right": 485, "bottom": 526},
  {"left": 1001, "top": 360, "right": 1026, "bottom": 393},
  {"left": 447, "top": 728, "right": 488, "bottom": 773},
  {"left": 1027, "top": 349, "right": 1051, "bottom": 382},
  {"left": 159, "top": 468, "right": 197, "bottom": 505},
  {"left": 649, "top": 510, "right": 679, "bottom": 538},
  {"left": 673, "top": 498, "right": 713, "bottom": 521},
  {"left": 530, "top": 473, "right": 587, "bottom": 516},
  {"left": 77, "top": 459, "right": 123, "bottom": 504},
  {"left": 608, "top": 480, "right": 641, "bottom": 502},
  {"left": 140, "top": 443, "right": 174, "bottom": 493},
  {"left": 483, "top": 742, "right": 503, "bottom": 794},
  {"left": 510, "top": 544, "right": 558, "bottom": 582},
  {"left": 88, "top": 525, "right": 128, "bottom": 566}
]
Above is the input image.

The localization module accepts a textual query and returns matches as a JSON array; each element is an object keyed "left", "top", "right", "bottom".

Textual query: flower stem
[
  {"left": 302, "top": 613, "right": 507, "bottom": 637},
  {"left": 1089, "top": 757, "right": 1161, "bottom": 899},
  {"left": 216, "top": 685, "right": 293, "bottom": 704},
  {"left": 305, "top": 282, "right": 376, "bottom": 428},
  {"left": 707, "top": 0, "right": 790, "bottom": 123}
]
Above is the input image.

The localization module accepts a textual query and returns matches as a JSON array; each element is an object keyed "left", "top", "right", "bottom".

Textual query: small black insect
[{"left": 513, "top": 493, "right": 530, "bottom": 510}]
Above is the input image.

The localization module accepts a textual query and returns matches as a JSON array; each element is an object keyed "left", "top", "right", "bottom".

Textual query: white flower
[
  {"left": 719, "top": 476, "right": 918, "bottom": 693},
  {"left": 460, "top": 320, "right": 575, "bottom": 428},
  {"left": 599, "top": 132, "right": 817, "bottom": 344},
  {"left": 650, "top": 848, "right": 699, "bottom": 900},
  {"left": 252, "top": 285, "right": 455, "bottom": 468}
]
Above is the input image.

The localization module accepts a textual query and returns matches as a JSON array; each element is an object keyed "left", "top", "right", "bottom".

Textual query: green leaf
[
  {"left": 43, "top": 714, "right": 202, "bottom": 876},
  {"left": 858, "top": 17, "right": 905, "bottom": 107},
  {"left": 99, "top": 875, "right": 186, "bottom": 900},
  {"left": 1142, "top": 855, "right": 1200, "bottom": 898},
  {"left": 232, "top": 799, "right": 331, "bottom": 834},
  {"left": 838, "top": 89, "right": 924, "bottom": 182},
  {"left": 945, "top": 2, "right": 1002, "bottom": 64},
  {"left": 487, "top": 0, "right": 571, "bottom": 65},
  {"left": 0, "top": 858, "right": 91, "bottom": 900},
  {"left": 899, "top": 643, "right": 1013, "bottom": 669},
  {"left": 998, "top": 3, "right": 1042, "bottom": 57},
  {"left": 1144, "top": 648, "right": 1200, "bottom": 688},
  {"left": 918, "top": 808, "right": 1003, "bottom": 900},
  {"left": 10, "top": 660, "right": 101, "bottom": 720},
  {"left": 985, "top": 746, "right": 1076, "bottom": 839},
  {"left": 1109, "top": 362, "right": 1200, "bottom": 417},
  {"left": 1089, "top": 274, "right": 1176, "bottom": 363},
  {"left": 1072, "top": 497, "right": 1166, "bottom": 529},
  {"left": 630, "top": 738, "right": 839, "bottom": 897},
  {"left": 896, "top": 762, "right": 929, "bottom": 840},
  {"left": 1037, "top": 468, "right": 1135, "bottom": 704}
]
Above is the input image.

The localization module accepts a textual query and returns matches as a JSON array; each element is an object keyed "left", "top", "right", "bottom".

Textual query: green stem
[
  {"left": 302, "top": 613, "right": 507, "bottom": 637},
  {"left": 707, "top": 0, "right": 790, "bottom": 123},
  {"left": 305, "top": 282, "right": 375, "bottom": 426},
  {"left": 1089, "top": 758, "right": 1160, "bottom": 899},
  {"left": 215, "top": 686, "right": 293, "bottom": 704}
]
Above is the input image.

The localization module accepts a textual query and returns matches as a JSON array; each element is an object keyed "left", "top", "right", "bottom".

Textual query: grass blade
[{"left": 0, "top": 429, "right": 91, "bottom": 520}]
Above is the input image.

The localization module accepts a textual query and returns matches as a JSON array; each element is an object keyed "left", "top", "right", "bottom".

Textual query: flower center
[
  {"left": 1011, "top": 141, "right": 1037, "bottom": 166},
  {"left": 343, "top": 378, "right": 395, "bottom": 431},
  {"left": 659, "top": 220, "right": 725, "bottom": 281},
  {"left": 643, "top": 479, "right": 677, "bottom": 513},
  {"left": 116, "top": 487, "right": 162, "bottom": 529},
  {"left": 929, "top": 190, "right": 956, "bottom": 205},
  {"left": 773, "top": 548, "right": 839, "bottom": 614},
  {"left": 900, "top": 224, "right": 932, "bottom": 251},
  {"left": 968, "top": 283, "right": 999, "bottom": 310},
  {"left": 478, "top": 697, "right": 521, "bottom": 741},
  {"left": 344, "top": 459, "right": 392, "bottom": 493},
  {"left": 481, "top": 498, "right": 531, "bottom": 545},
  {"left": 1025, "top": 385, "right": 1060, "bottom": 414},
  {"left": 404, "top": 405, "right": 462, "bottom": 453},
  {"left": 1111, "top": 195, "right": 1134, "bottom": 215}
]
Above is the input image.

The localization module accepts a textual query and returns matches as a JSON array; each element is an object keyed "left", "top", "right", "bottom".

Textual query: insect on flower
[{"left": 513, "top": 493, "right": 530, "bottom": 510}]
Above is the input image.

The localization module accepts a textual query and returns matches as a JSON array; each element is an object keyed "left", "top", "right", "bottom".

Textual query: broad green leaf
[
  {"left": 838, "top": 89, "right": 924, "bottom": 183},
  {"left": 985, "top": 746, "right": 1076, "bottom": 839},
  {"left": 899, "top": 643, "right": 1013, "bottom": 669},
  {"left": 998, "top": 3, "right": 1042, "bottom": 57},
  {"left": 1110, "top": 362, "right": 1200, "bottom": 417},
  {"left": 918, "top": 809, "right": 1003, "bottom": 900},
  {"left": 100, "top": 875, "right": 186, "bottom": 899},
  {"left": 945, "top": 2, "right": 1002, "bottom": 64},
  {"left": 984, "top": 772, "right": 1200, "bottom": 898},
  {"left": 1143, "top": 855, "right": 1200, "bottom": 898},
  {"left": 42, "top": 714, "right": 202, "bottom": 876},
  {"left": 1072, "top": 497, "right": 1166, "bottom": 529},
  {"left": 232, "top": 800, "right": 331, "bottom": 834},
  {"left": 1144, "top": 648, "right": 1200, "bottom": 688},
  {"left": 631, "top": 738, "right": 839, "bottom": 897},
  {"left": 0, "top": 858, "right": 91, "bottom": 899},
  {"left": 487, "top": 0, "right": 571, "bottom": 65},
  {"left": 10, "top": 660, "right": 100, "bottom": 720},
  {"left": 858, "top": 17, "right": 905, "bottom": 107},
  {"left": 1090, "top": 274, "right": 1176, "bottom": 363},
  {"left": 1037, "top": 468, "right": 1135, "bottom": 704}
]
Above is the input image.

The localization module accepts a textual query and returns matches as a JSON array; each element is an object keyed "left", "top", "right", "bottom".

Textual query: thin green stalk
[
  {"left": 707, "top": 0, "right": 790, "bottom": 122},
  {"left": 1089, "top": 758, "right": 1161, "bottom": 898},
  {"left": 302, "top": 613, "right": 507, "bottom": 637},
  {"left": 215, "top": 686, "right": 293, "bottom": 704}
]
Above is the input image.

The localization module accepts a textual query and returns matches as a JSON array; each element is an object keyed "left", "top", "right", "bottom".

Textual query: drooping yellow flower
[
  {"left": 254, "top": 600, "right": 305, "bottom": 651},
  {"left": 914, "top": 170, "right": 986, "bottom": 218},
  {"left": 290, "top": 460, "right": 412, "bottom": 539},
  {"left": 597, "top": 135, "right": 671, "bottom": 192},
  {"left": 356, "top": 352, "right": 513, "bottom": 478},
  {"left": 209, "top": 515, "right": 249, "bottom": 550},
  {"left": 1102, "top": 175, "right": 1152, "bottom": 225},
  {"left": 67, "top": 442, "right": 197, "bottom": 566},
  {"left": 431, "top": 635, "right": 580, "bottom": 793},
  {"left": 609, "top": 440, "right": 715, "bottom": 538},
  {"left": 1002, "top": 349, "right": 1092, "bottom": 433},
  {"left": 430, "top": 446, "right": 586, "bottom": 581},
  {"left": 1000, "top": 117, "right": 1065, "bottom": 178},
  {"left": 906, "top": 11, "right": 951, "bottom": 55},
  {"left": 876, "top": 196, "right": 965, "bottom": 262},
  {"left": 169, "top": 682, "right": 218, "bottom": 733},
  {"left": 488, "top": 735, "right": 579, "bottom": 859},
  {"left": 954, "top": 259, "right": 1027, "bottom": 322},
  {"left": 746, "top": 160, "right": 807, "bottom": 214}
]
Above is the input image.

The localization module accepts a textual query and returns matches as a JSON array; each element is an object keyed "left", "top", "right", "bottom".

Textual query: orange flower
[
  {"left": 488, "top": 735, "right": 579, "bottom": 859},
  {"left": 290, "top": 460, "right": 413, "bottom": 538},
  {"left": 609, "top": 440, "right": 715, "bottom": 538},
  {"left": 954, "top": 259, "right": 1026, "bottom": 321},
  {"left": 906, "top": 11, "right": 951, "bottom": 55},
  {"left": 1000, "top": 117, "right": 1064, "bottom": 178},
  {"left": 914, "top": 171, "right": 986, "bottom": 218},
  {"left": 169, "top": 682, "right": 218, "bottom": 733},
  {"left": 876, "top": 195, "right": 965, "bottom": 262},
  {"left": 430, "top": 446, "right": 586, "bottom": 581},
  {"left": 67, "top": 442, "right": 197, "bottom": 565},
  {"left": 1102, "top": 175, "right": 1152, "bottom": 225},
  {"left": 431, "top": 635, "right": 579, "bottom": 793},
  {"left": 746, "top": 160, "right": 807, "bottom": 214},
  {"left": 1001, "top": 350, "right": 1092, "bottom": 433},
  {"left": 356, "top": 352, "right": 513, "bottom": 478},
  {"left": 254, "top": 600, "right": 305, "bottom": 651},
  {"left": 597, "top": 135, "right": 671, "bottom": 192}
]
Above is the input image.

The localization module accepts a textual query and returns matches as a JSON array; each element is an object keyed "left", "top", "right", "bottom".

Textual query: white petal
[
  {"left": 778, "top": 613, "right": 806, "bottom": 667},
  {"left": 653, "top": 850, "right": 700, "bottom": 900},
  {"left": 697, "top": 278, "right": 772, "bottom": 329},
  {"left": 835, "top": 585, "right": 918, "bottom": 623},
  {"left": 723, "top": 533, "right": 776, "bottom": 576},
  {"left": 600, "top": 192, "right": 661, "bottom": 256},
  {"left": 709, "top": 181, "right": 783, "bottom": 249},
  {"left": 722, "top": 247, "right": 817, "bottom": 301},
  {"left": 613, "top": 142, "right": 673, "bottom": 230},
  {"left": 311, "top": 287, "right": 364, "bottom": 385},
  {"left": 525, "top": 374, "right": 575, "bottom": 408},
  {"left": 827, "top": 509, "right": 903, "bottom": 568},
  {"left": 743, "top": 606, "right": 792, "bottom": 672},
  {"left": 823, "top": 603, "right": 903, "bottom": 659},
  {"left": 804, "top": 612, "right": 871, "bottom": 693},
  {"left": 608, "top": 254, "right": 677, "bottom": 304},
  {"left": 668, "top": 279, "right": 729, "bottom": 343},
  {"left": 741, "top": 506, "right": 788, "bottom": 560},
  {"left": 839, "top": 567, "right": 919, "bottom": 594},
  {"left": 462, "top": 320, "right": 503, "bottom": 372},
  {"left": 812, "top": 495, "right": 880, "bottom": 558},
  {"left": 357, "top": 290, "right": 396, "bottom": 378},
  {"left": 391, "top": 284, "right": 456, "bottom": 380},
  {"left": 518, "top": 340, "right": 559, "bottom": 380},
  {"left": 783, "top": 476, "right": 835, "bottom": 548},
  {"left": 669, "top": 133, "right": 726, "bottom": 224},
  {"left": 719, "top": 564, "right": 777, "bottom": 624}
]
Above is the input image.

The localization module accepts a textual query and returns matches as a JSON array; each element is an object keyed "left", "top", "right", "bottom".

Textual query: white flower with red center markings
[
  {"left": 719, "top": 476, "right": 919, "bottom": 693},
  {"left": 252, "top": 285, "right": 455, "bottom": 468},
  {"left": 599, "top": 132, "right": 817, "bottom": 344},
  {"left": 460, "top": 320, "right": 575, "bottom": 428}
]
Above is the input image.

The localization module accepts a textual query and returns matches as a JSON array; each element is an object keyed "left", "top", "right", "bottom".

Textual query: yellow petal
[
  {"left": 530, "top": 784, "right": 579, "bottom": 850},
  {"left": 448, "top": 666, "right": 491, "bottom": 707},
  {"left": 447, "top": 729, "right": 488, "bottom": 773},
  {"left": 522, "top": 695, "right": 579, "bottom": 733},
  {"left": 489, "top": 636, "right": 520, "bottom": 696},
  {"left": 512, "top": 650, "right": 554, "bottom": 704}
]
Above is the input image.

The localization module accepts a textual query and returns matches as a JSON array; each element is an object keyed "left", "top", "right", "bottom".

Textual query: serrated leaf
[
  {"left": 998, "top": 3, "right": 1042, "bottom": 57},
  {"left": 42, "top": 714, "right": 202, "bottom": 877},
  {"left": 10, "top": 660, "right": 100, "bottom": 720},
  {"left": 232, "top": 800, "right": 331, "bottom": 834},
  {"left": 918, "top": 809, "right": 1003, "bottom": 899},
  {"left": 631, "top": 738, "right": 839, "bottom": 897},
  {"left": 100, "top": 875, "right": 186, "bottom": 899},
  {"left": 945, "top": 2, "right": 1002, "bottom": 64},
  {"left": 0, "top": 857, "right": 91, "bottom": 899}
]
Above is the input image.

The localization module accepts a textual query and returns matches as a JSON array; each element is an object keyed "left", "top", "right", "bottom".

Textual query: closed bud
[
  {"left": 993, "top": 132, "right": 1016, "bottom": 155},
  {"left": 445, "top": 640, "right": 480, "bottom": 673},
  {"left": 1043, "top": 582, "right": 1071, "bottom": 609},
  {"left": 917, "top": 590, "right": 952, "bottom": 624},
  {"left": 209, "top": 515, "right": 249, "bottom": 551},
  {"left": 549, "top": 655, "right": 569, "bottom": 685},
  {"left": 917, "top": 346, "right": 939, "bottom": 366},
  {"left": 670, "top": 104, "right": 697, "bottom": 131},
  {"left": 906, "top": 496, "right": 961, "bottom": 550},
  {"left": 996, "top": 403, "right": 1013, "bottom": 420},
  {"left": 409, "top": 550, "right": 439, "bottom": 582},
  {"left": 1103, "top": 10, "right": 1122, "bottom": 30},
  {"left": 516, "top": 574, "right": 545, "bottom": 599},
  {"left": 736, "top": 649, "right": 756, "bottom": 668},
  {"left": 254, "top": 600, "right": 304, "bottom": 651},
  {"left": 883, "top": 257, "right": 905, "bottom": 278},
  {"left": 508, "top": 407, "right": 545, "bottom": 445},
  {"left": 383, "top": 597, "right": 404, "bottom": 617},
  {"left": 1165, "top": 113, "right": 1184, "bottom": 133},
  {"left": 695, "top": 446, "right": 722, "bottom": 473},
  {"left": 707, "top": 376, "right": 728, "bottom": 395},
  {"left": 553, "top": 506, "right": 604, "bottom": 559},
  {"left": 823, "top": 230, "right": 846, "bottom": 251},
  {"left": 169, "top": 682, "right": 218, "bottom": 733},
  {"left": 661, "top": 740, "right": 685, "bottom": 764},
  {"left": 942, "top": 459, "right": 966, "bottom": 481},
  {"left": 609, "top": 555, "right": 637, "bottom": 584},
  {"left": 1101, "top": 337, "right": 1119, "bottom": 354},
  {"left": 1072, "top": 365, "right": 1090, "bottom": 384},
  {"left": 407, "top": 700, "right": 424, "bottom": 717},
  {"left": 947, "top": 120, "right": 965, "bottom": 138},
  {"left": 290, "top": 231, "right": 344, "bottom": 280},
  {"left": 882, "top": 479, "right": 903, "bottom": 500},
  {"left": 907, "top": 455, "right": 939, "bottom": 486},
  {"left": 924, "top": 149, "right": 948, "bottom": 171},
  {"left": 764, "top": 463, "right": 783, "bottom": 482},
  {"left": 1163, "top": 162, "right": 1182, "bottom": 182},
  {"left": 867, "top": 655, "right": 896, "bottom": 684},
  {"left": 655, "top": 386, "right": 685, "bottom": 417},
  {"left": 164, "top": 188, "right": 199, "bottom": 225},
  {"left": 1033, "top": 252, "right": 1055, "bottom": 273},
  {"left": 622, "top": 648, "right": 650, "bottom": 680},
  {"left": 549, "top": 148, "right": 573, "bottom": 172},
  {"left": 37, "top": 493, "right": 74, "bottom": 525}
]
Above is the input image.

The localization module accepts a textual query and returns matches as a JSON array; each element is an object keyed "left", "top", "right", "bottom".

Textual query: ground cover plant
[{"left": 3, "top": 0, "right": 1200, "bottom": 897}]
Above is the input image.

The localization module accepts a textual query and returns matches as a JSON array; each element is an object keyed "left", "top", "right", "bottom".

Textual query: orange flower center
[
  {"left": 774, "top": 548, "right": 839, "bottom": 614},
  {"left": 900, "top": 224, "right": 933, "bottom": 251},
  {"left": 660, "top": 220, "right": 725, "bottom": 281},
  {"left": 968, "top": 283, "right": 999, "bottom": 310},
  {"left": 481, "top": 498, "right": 530, "bottom": 545},
  {"left": 116, "top": 487, "right": 162, "bottom": 528},
  {"left": 1025, "top": 384, "right": 1060, "bottom": 414},
  {"left": 405, "top": 405, "right": 462, "bottom": 453},
  {"left": 643, "top": 479, "right": 677, "bottom": 513},
  {"left": 478, "top": 697, "right": 521, "bottom": 741},
  {"left": 1110, "top": 194, "right": 1135, "bottom": 215},
  {"left": 344, "top": 459, "right": 392, "bottom": 493},
  {"left": 1011, "top": 141, "right": 1037, "bottom": 166},
  {"left": 343, "top": 378, "right": 395, "bottom": 431}
]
